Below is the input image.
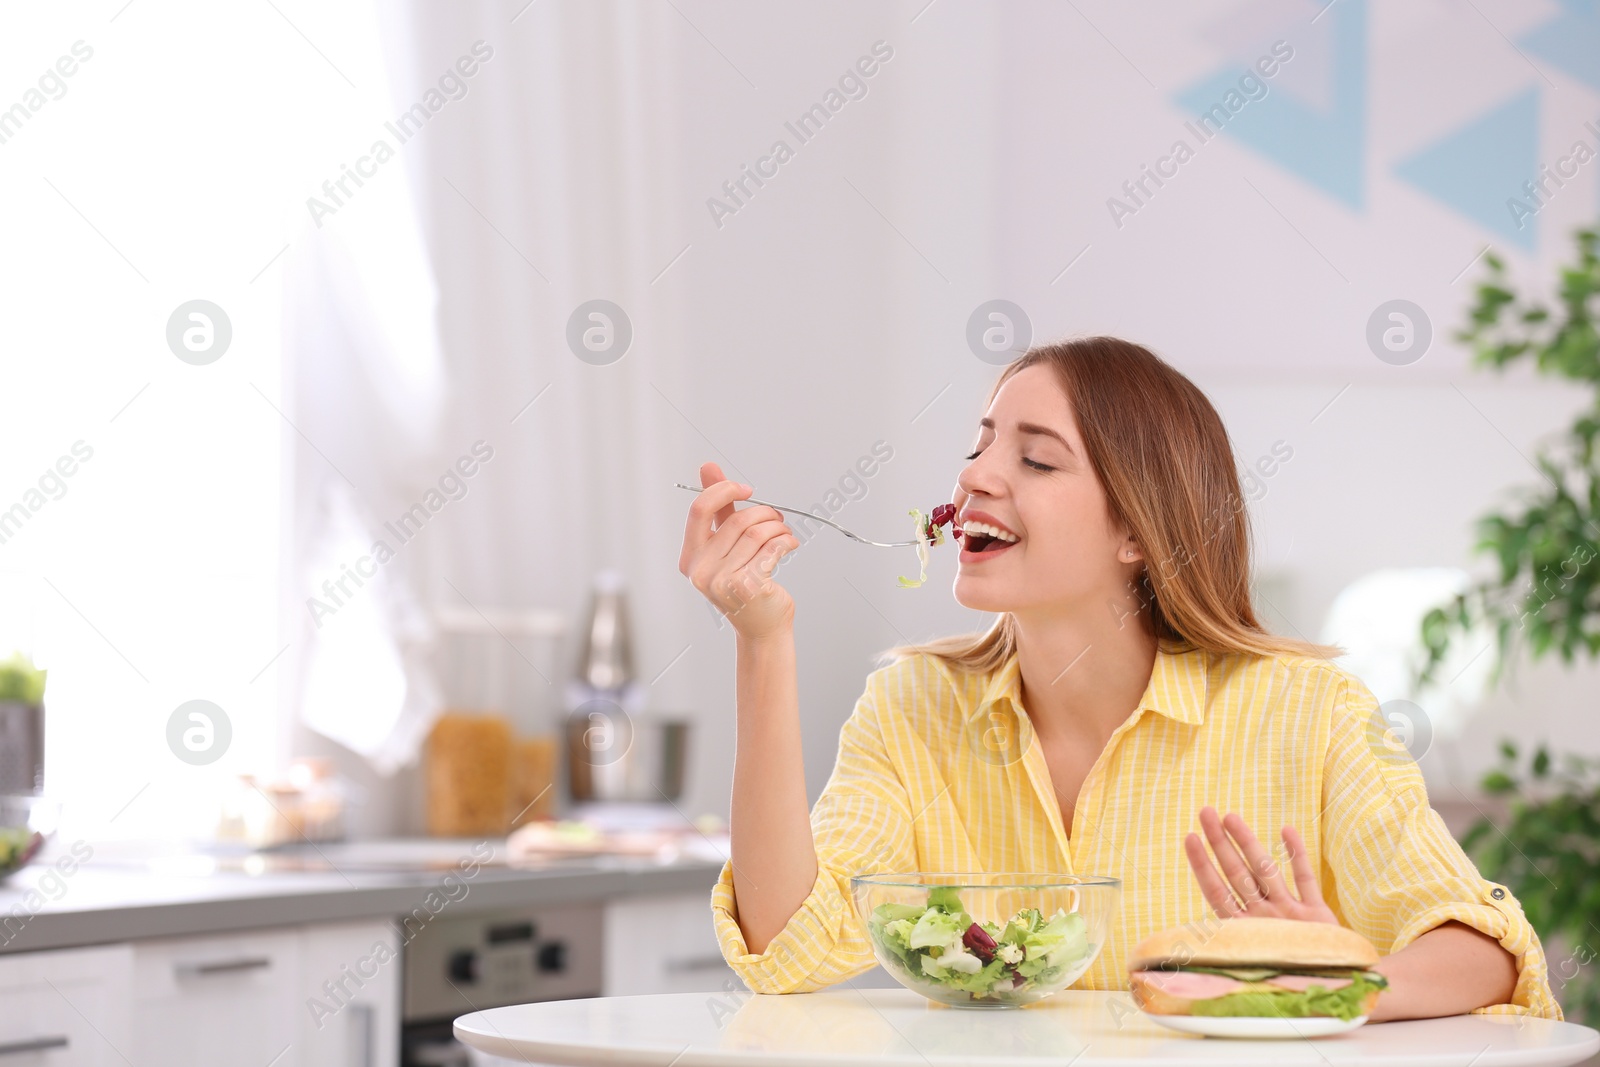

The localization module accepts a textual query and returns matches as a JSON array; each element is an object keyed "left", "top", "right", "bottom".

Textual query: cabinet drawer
[
  {"left": 131, "top": 930, "right": 301, "bottom": 1067},
  {"left": 0, "top": 945, "right": 132, "bottom": 1067}
]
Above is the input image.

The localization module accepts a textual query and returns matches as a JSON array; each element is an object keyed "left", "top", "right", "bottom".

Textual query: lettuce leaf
[
  {"left": 944, "top": 956, "right": 1010, "bottom": 993},
  {"left": 871, "top": 902, "right": 925, "bottom": 924},
  {"left": 908, "top": 908, "right": 966, "bottom": 951},
  {"left": 1188, "top": 973, "right": 1385, "bottom": 1022},
  {"left": 898, "top": 508, "right": 940, "bottom": 587}
]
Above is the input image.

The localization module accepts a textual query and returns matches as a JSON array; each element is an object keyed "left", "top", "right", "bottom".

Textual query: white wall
[{"left": 362, "top": 0, "right": 1600, "bottom": 831}]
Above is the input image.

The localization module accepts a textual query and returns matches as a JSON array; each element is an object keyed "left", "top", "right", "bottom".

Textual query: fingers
[
  {"left": 1283, "top": 824, "right": 1323, "bottom": 905},
  {"left": 700, "top": 461, "right": 737, "bottom": 526},
  {"left": 692, "top": 518, "right": 796, "bottom": 608},
  {"left": 1184, "top": 831, "right": 1244, "bottom": 919},
  {"left": 679, "top": 473, "right": 749, "bottom": 573},
  {"left": 1188, "top": 809, "right": 1328, "bottom": 924},
  {"left": 751, "top": 536, "right": 796, "bottom": 580},
  {"left": 716, "top": 518, "right": 796, "bottom": 583},
  {"left": 703, "top": 505, "right": 788, "bottom": 562},
  {"left": 1197, "top": 806, "right": 1269, "bottom": 910},
  {"left": 1221, "top": 811, "right": 1290, "bottom": 905}
]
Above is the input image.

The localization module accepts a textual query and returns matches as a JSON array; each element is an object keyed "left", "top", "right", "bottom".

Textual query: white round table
[{"left": 455, "top": 988, "right": 1600, "bottom": 1066}]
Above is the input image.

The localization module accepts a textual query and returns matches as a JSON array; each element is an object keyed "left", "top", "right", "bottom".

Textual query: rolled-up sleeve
[
  {"left": 710, "top": 679, "right": 918, "bottom": 993},
  {"left": 1320, "top": 671, "right": 1562, "bottom": 1020}
]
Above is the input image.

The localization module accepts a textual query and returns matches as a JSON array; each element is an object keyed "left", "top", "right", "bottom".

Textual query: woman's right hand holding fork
[{"left": 678, "top": 461, "right": 801, "bottom": 640}]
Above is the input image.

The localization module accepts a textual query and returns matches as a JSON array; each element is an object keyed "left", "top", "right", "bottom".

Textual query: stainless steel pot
[{"left": 565, "top": 712, "right": 688, "bottom": 803}]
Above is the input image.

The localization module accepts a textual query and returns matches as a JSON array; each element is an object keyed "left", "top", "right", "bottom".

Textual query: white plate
[{"left": 1146, "top": 1013, "right": 1368, "bottom": 1039}]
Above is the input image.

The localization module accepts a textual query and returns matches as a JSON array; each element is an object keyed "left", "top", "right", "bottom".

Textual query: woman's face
[{"left": 951, "top": 364, "right": 1142, "bottom": 618}]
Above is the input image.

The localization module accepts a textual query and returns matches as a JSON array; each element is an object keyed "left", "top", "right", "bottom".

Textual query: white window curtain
[{"left": 280, "top": 0, "right": 450, "bottom": 775}]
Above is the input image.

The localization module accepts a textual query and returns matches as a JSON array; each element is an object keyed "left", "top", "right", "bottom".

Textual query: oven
[{"left": 400, "top": 900, "right": 603, "bottom": 1067}]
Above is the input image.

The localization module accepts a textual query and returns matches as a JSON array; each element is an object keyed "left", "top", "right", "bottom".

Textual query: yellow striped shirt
[{"left": 710, "top": 639, "right": 1561, "bottom": 1019}]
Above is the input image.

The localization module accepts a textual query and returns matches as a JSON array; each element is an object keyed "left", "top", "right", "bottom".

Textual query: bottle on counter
[
  {"left": 565, "top": 569, "right": 647, "bottom": 803},
  {"left": 565, "top": 568, "right": 646, "bottom": 716}
]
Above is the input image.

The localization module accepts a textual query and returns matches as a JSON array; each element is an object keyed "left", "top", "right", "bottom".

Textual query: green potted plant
[
  {"left": 1457, "top": 741, "right": 1600, "bottom": 1023},
  {"left": 1415, "top": 225, "right": 1600, "bottom": 1022}
]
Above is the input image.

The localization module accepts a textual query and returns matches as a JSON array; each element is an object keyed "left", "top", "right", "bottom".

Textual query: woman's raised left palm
[{"left": 1183, "top": 805, "right": 1341, "bottom": 925}]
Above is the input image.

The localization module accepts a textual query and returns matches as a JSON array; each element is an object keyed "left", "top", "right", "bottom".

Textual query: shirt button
[{"left": 1490, "top": 887, "right": 1507, "bottom": 900}]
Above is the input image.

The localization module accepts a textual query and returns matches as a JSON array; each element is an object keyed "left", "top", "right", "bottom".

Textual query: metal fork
[{"left": 673, "top": 483, "right": 923, "bottom": 547}]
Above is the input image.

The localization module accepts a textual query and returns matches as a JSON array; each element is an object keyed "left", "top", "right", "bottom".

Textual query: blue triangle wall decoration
[
  {"left": 1518, "top": 0, "right": 1600, "bottom": 94},
  {"left": 1393, "top": 89, "right": 1541, "bottom": 251},
  {"left": 1173, "top": 0, "right": 1368, "bottom": 209}
]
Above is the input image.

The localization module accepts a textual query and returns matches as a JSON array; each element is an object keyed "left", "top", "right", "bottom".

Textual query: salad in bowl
[
  {"left": 852, "top": 872, "right": 1119, "bottom": 1007},
  {"left": 0, "top": 795, "right": 59, "bottom": 883}
]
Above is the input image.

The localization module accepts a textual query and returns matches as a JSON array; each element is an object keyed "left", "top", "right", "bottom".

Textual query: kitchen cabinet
[
  {"left": 125, "top": 920, "right": 397, "bottom": 1067},
  {"left": 603, "top": 891, "right": 736, "bottom": 996},
  {"left": 0, "top": 855, "right": 723, "bottom": 1066},
  {"left": 298, "top": 921, "right": 401, "bottom": 1067},
  {"left": 1, "top": 903, "right": 732, "bottom": 1065},
  {"left": 0, "top": 944, "right": 132, "bottom": 1066}
]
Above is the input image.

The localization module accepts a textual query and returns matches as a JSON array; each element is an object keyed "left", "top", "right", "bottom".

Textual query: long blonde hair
[{"left": 878, "top": 336, "right": 1343, "bottom": 673}]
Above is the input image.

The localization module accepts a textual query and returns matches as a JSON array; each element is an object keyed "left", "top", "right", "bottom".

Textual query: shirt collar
[{"left": 968, "top": 640, "right": 1209, "bottom": 727}]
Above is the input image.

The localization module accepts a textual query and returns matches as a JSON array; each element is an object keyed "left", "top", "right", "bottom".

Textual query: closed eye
[{"left": 963, "top": 449, "right": 1054, "bottom": 472}]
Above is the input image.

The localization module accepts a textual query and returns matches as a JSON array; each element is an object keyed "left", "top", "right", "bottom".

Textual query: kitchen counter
[{"left": 0, "top": 837, "right": 726, "bottom": 955}]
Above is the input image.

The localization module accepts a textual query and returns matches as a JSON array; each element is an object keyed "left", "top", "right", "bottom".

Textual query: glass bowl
[
  {"left": 851, "top": 872, "right": 1119, "bottom": 1008},
  {"left": 0, "top": 795, "right": 59, "bottom": 883}
]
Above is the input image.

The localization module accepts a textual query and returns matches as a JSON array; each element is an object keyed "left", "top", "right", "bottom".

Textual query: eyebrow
[{"left": 978, "top": 417, "right": 1076, "bottom": 456}]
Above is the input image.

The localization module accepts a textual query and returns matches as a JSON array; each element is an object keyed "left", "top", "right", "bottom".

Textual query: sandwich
[{"left": 1128, "top": 917, "right": 1389, "bottom": 1021}]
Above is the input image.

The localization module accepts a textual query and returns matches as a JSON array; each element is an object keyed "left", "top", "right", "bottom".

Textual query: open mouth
[{"left": 960, "top": 530, "right": 1019, "bottom": 557}]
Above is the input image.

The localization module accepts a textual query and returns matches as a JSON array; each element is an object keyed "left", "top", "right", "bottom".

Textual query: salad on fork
[{"left": 900, "top": 503, "right": 960, "bottom": 587}]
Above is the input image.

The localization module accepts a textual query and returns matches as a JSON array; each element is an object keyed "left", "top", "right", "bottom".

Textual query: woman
[{"left": 678, "top": 336, "right": 1560, "bottom": 1021}]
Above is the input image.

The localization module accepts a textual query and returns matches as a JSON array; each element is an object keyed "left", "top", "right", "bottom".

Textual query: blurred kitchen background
[{"left": 3, "top": 0, "right": 1600, "bottom": 1061}]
